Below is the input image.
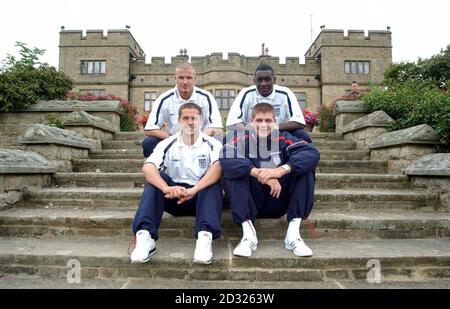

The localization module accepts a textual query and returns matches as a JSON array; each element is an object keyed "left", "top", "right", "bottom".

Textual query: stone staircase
[{"left": 1, "top": 132, "right": 449, "bottom": 286}]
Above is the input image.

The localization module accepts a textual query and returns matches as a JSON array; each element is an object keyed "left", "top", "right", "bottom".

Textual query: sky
[{"left": 1, "top": 0, "right": 449, "bottom": 68}]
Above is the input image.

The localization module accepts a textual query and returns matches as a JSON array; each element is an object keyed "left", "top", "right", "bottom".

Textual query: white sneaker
[
  {"left": 233, "top": 237, "right": 258, "bottom": 257},
  {"left": 130, "top": 230, "right": 156, "bottom": 263},
  {"left": 193, "top": 231, "right": 213, "bottom": 264},
  {"left": 285, "top": 238, "right": 313, "bottom": 257}
]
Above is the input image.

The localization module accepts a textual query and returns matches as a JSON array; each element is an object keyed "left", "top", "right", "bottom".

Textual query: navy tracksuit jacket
[{"left": 220, "top": 130, "right": 320, "bottom": 225}]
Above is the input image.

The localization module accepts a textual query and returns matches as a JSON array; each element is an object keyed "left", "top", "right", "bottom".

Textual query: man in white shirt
[
  {"left": 142, "top": 63, "right": 223, "bottom": 157},
  {"left": 226, "top": 64, "right": 311, "bottom": 143},
  {"left": 131, "top": 103, "right": 223, "bottom": 264}
]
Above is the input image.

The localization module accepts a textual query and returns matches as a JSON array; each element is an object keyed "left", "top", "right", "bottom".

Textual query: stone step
[
  {"left": 1, "top": 208, "right": 448, "bottom": 240},
  {"left": 1, "top": 236, "right": 449, "bottom": 281},
  {"left": 53, "top": 173, "right": 411, "bottom": 189},
  {"left": 89, "top": 149, "right": 370, "bottom": 161},
  {"left": 72, "top": 159, "right": 385, "bottom": 173},
  {"left": 25, "top": 187, "right": 438, "bottom": 210},
  {"left": 101, "top": 140, "right": 356, "bottom": 151},
  {"left": 112, "top": 132, "right": 345, "bottom": 142},
  {"left": 3, "top": 275, "right": 450, "bottom": 289}
]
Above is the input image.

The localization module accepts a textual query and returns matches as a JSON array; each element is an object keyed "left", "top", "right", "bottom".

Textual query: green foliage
[
  {"left": 384, "top": 45, "right": 450, "bottom": 89},
  {"left": 317, "top": 103, "right": 336, "bottom": 132},
  {"left": 363, "top": 81, "right": 450, "bottom": 152},
  {"left": 45, "top": 115, "right": 65, "bottom": 129},
  {"left": 0, "top": 42, "right": 73, "bottom": 112}
]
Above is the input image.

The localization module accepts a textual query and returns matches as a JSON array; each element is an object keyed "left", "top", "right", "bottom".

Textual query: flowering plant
[
  {"left": 137, "top": 113, "right": 149, "bottom": 127},
  {"left": 302, "top": 109, "right": 319, "bottom": 126}
]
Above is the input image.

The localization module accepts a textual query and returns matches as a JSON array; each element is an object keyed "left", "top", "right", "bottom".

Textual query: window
[
  {"left": 144, "top": 92, "right": 158, "bottom": 112},
  {"left": 81, "top": 60, "right": 106, "bottom": 74},
  {"left": 294, "top": 92, "right": 307, "bottom": 109},
  {"left": 214, "top": 89, "right": 236, "bottom": 110},
  {"left": 79, "top": 89, "right": 105, "bottom": 96},
  {"left": 345, "top": 61, "right": 370, "bottom": 74}
]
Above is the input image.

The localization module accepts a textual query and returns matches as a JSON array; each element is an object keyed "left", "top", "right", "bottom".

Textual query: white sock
[
  {"left": 286, "top": 218, "right": 302, "bottom": 241},
  {"left": 242, "top": 220, "right": 257, "bottom": 241}
]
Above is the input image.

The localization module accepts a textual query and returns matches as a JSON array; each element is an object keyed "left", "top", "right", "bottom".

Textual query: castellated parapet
[
  {"left": 306, "top": 29, "right": 392, "bottom": 58},
  {"left": 59, "top": 29, "right": 145, "bottom": 58}
]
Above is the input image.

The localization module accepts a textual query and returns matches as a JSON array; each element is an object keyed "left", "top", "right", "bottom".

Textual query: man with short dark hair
[
  {"left": 131, "top": 103, "right": 223, "bottom": 264},
  {"left": 142, "top": 63, "right": 222, "bottom": 157},
  {"left": 220, "top": 103, "right": 320, "bottom": 258},
  {"left": 226, "top": 64, "right": 311, "bottom": 143}
]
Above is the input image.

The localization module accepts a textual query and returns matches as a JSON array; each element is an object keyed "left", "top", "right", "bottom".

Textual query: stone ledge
[
  {"left": 62, "top": 111, "right": 117, "bottom": 133},
  {"left": 406, "top": 154, "right": 450, "bottom": 177},
  {"left": 5, "top": 100, "right": 123, "bottom": 113},
  {"left": 334, "top": 101, "right": 369, "bottom": 115},
  {"left": 369, "top": 124, "right": 440, "bottom": 150},
  {"left": 0, "top": 149, "right": 56, "bottom": 174},
  {"left": 18, "top": 124, "right": 93, "bottom": 150},
  {"left": 342, "top": 111, "right": 394, "bottom": 134}
]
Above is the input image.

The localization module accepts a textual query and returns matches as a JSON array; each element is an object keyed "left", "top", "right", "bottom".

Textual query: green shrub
[
  {"left": 363, "top": 81, "right": 450, "bottom": 152},
  {"left": 0, "top": 42, "right": 73, "bottom": 111},
  {"left": 45, "top": 115, "right": 65, "bottom": 129}
]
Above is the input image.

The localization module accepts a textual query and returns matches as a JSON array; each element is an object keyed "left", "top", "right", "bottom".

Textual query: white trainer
[
  {"left": 233, "top": 238, "right": 258, "bottom": 257},
  {"left": 285, "top": 238, "right": 313, "bottom": 257},
  {"left": 130, "top": 230, "right": 156, "bottom": 263},
  {"left": 193, "top": 231, "right": 213, "bottom": 264}
]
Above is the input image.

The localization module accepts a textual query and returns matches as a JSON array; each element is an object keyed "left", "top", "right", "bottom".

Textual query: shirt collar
[
  {"left": 176, "top": 131, "right": 204, "bottom": 148},
  {"left": 255, "top": 86, "right": 276, "bottom": 100},
  {"left": 174, "top": 86, "right": 197, "bottom": 102}
]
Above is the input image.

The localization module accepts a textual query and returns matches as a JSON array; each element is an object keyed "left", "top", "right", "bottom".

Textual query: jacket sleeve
[
  {"left": 285, "top": 140, "right": 320, "bottom": 176},
  {"left": 219, "top": 139, "right": 255, "bottom": 180}
]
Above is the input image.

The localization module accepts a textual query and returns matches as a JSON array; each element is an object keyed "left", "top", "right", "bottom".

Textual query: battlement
[
  {"left": 131, "top": 52, "right": 316, "bottom": 76},
  {"left": 306, "top": 29, "right": 392, "bottom": 58},
  {"left": 59, "top": 29, "right": 145, "bottom": 57}
]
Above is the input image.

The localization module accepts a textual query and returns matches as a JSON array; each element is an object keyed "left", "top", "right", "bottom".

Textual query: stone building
[{"left": 59, "top": 28, "right": 392, "bottom": 116}]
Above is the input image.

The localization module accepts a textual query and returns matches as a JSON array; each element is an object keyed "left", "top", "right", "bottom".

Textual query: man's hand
[
  {"left": 257, "top": 168, "right": 285, "bottom": 184},
  {"left": 265, "top": 178, "right": 282, "bottom": 199},
  {"left": 163, "top": 186, "right": 186, "bottom": 199},
  {"left": 177, "top": 187, "right": 198, "bottom": 204}
]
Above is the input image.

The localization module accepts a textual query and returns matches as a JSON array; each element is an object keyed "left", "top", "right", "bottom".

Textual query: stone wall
[
  {"left": 0, "top": 100, "right": 121, "bottom": 147},
  {"left": 406, "top": 154, "right": 450, "bottom": 210}
]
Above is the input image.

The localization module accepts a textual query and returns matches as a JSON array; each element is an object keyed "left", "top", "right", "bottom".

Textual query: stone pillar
[
  {"left": 62, "top": 110, "right": 117, "bottom": 149},
  {"left": 0, "top": 149, "right": 56, "bottom": 209},
  {"left": 334, "top": 100, "right": 370, "bottom": 134},
  {"left": 369, "top": 124, "right": 441, "bottom": 174},
  {"left": 18, "top": 124, "right": 93, "bottom": 172},
  {"left": 342, "top": 111, "right": 394, "bottom": 150},
  {"left": 406, "top": 153, "right": 450, "bottom": 210}
]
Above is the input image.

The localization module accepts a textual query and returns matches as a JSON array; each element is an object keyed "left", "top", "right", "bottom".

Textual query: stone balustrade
[
  {"left": 342, "top": 111, "right": 394, "bottom": 150},
  {"left": 333, "top": 100, "right": 370, "bottom": 134},
  {"left": 406, "top": 153, "right": 450, "bottom": 209},
  {"left": 369, "top": 124, "right": 441, "bottom": 174},
  {"left": 18, "top": 124, "right": 93, "bottom": 172},
  {"left": 0, "top": 149, "right": 56, "bottom": 209},
  {"left": 0, "top": 100, "right": 122, "bottom": 146}
]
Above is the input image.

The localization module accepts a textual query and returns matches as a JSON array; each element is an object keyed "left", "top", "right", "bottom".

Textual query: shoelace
[
  {"left": 305, "top": 218, "right": 317, "bottom": 240},
  {"left": 127, "top": 235, "right": 136, "bottom": 256}
]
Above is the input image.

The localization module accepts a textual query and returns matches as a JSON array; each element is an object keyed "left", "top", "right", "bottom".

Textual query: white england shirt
[
  {"left": 145, "top": 86, "right": 222, "bottom": 134},
  {"left": 226, "top": 84, "right": 306, "bottom": 127},
  {"left": 145, "top": 132, "right": 222, "bottom": 186}
]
